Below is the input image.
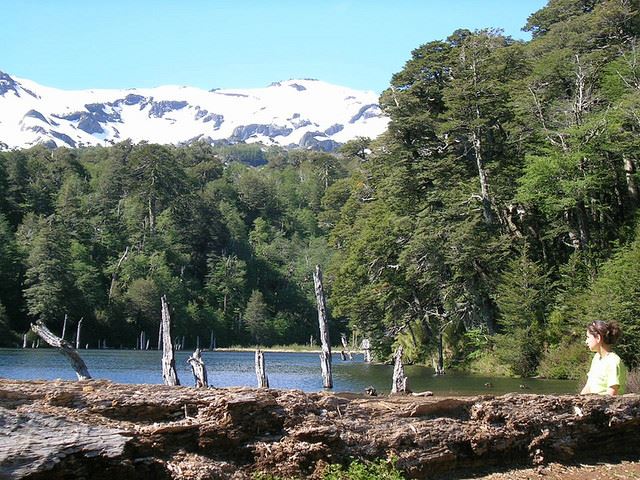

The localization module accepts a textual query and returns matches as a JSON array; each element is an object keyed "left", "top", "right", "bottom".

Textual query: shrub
[
  {"left": 323, "top": 458, "right": 405, "bottom": 480},
  {"left": 627, "top": 369, "right": 640, "bottom": 394},
  {"left": 537, "top": 338, "right": 590, "bottom": 380}
]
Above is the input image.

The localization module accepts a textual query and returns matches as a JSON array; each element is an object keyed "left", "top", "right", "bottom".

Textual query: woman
[{"left": 581, "top": 320, "right": 627, "bottom": 395}]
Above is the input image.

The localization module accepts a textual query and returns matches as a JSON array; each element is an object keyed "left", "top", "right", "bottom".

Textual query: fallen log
[{"left": 0, "top": 379, "right": 639, "bottom": 480}]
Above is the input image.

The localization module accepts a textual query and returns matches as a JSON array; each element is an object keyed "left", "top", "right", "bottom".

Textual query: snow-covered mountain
[{"left": 0, "top": 70, "right": 388, "bottom": 152}]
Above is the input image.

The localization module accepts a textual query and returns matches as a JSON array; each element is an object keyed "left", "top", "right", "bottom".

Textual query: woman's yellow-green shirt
[{"left": 586, "top": 352, "right": 627, "bottom": 395}]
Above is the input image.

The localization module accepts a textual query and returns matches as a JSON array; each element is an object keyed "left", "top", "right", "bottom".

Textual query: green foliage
[
  {"left": 574, "top": 225, "right": 640, "bottom": 368},
  {"left": 323, "top": 458, "right": 405, "bottom": 480},
  {"left": 538, "top": 338, "right": 590, "bottom": 380},
  {"left": 494, "top": 245, "right": 554, "bottom": 376},
  {"left": 244, "top": 290, "right": 271, "bottom": 345}
]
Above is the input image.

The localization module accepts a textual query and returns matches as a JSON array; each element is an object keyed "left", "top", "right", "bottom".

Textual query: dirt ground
[{"left": 465, "top": 459, "right": 640, "bottom": 480}]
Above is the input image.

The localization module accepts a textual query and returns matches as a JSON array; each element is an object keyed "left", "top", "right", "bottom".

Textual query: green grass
[{"left": 252, "top": 458, "right": 406, "bottom": 480}]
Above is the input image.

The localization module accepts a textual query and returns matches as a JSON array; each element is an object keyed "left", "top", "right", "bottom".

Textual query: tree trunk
[
  {"left": 575, "top": 200, "right": 590, "bottom": 248},
  {"left": 624, "top": 154, "right": 639, "bottom": 206},
  {"left": 160, "top": 295, "right": 180, "bottom": 386},
  {"left": 391, "top": 346, "right": 408, "bottom": 394},
  {"left": 30, "top": 321, "right": 92, "bottom": 381},
  {"left": 435, "top": 332, "right": 445, "bottom": 375},
  {"left": 255, "top": 349, "right": 269, "bottom": 388},
  {"left": 187, "top": 348, "right": 208, "bottom": 388},
  {"left": 108, "top": 246, "right": 129, "bottom": 302},
  {"left": 313, "top": 265, "right": 332, "bottom": 389}
]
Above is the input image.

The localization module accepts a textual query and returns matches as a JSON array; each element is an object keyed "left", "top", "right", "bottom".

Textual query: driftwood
[
  {"left": 30, "top": 321, "right": 92, "bottom": 380},
  {"left": 187, "top": 348, "right": 208, "bottom": 388},
  {"left": 313, "top": 265, "right": 332, "bottom": 388},
  {"left": 160, "top": 295, "right": 180, "bottom": 386},
  {"left": 0, "top": 379, "right": 639, "bottom": 480},
  {"left": 255, "top": 349, "right": 269, "bottom": 388}
]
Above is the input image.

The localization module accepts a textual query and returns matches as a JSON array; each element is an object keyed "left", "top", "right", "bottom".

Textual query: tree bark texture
[
  {"left": 313, "top": 265, "right": 332, "bottom": 389},
  {"left": 1, "top": 379, "right": 639, "bottom": 480},
  {"left": 255, "top": 350, "right": 269, "bottom": 388},
  {"left": 187, "top": 348, "right": 208, "bottom": 388},
  {"left": 30, "top": 321, "right": 92, "bottom": 381},
  {"left": 160, "top": 295, "right": 180, "bottom": 386}
]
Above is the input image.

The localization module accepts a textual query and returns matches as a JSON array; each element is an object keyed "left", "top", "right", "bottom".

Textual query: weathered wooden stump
[
  {"left": 160, "top": 295, "right": 180, "bottom": 386},
  {"left": 187, "top": 348, "right": 208, "bottom": 388},
  {"left": 255, "top": 349, "right": 269, "bottom": 388},
  {"left": 313, "top": 265, "right": 332, "bottom": 389},
  {"left": 391, "top": 345, "right": 408, "bottom": 394}
]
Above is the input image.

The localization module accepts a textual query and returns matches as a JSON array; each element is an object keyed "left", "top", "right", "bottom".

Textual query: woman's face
[{"left": 586, "top": 330, "right": 600, "bottom": 352}]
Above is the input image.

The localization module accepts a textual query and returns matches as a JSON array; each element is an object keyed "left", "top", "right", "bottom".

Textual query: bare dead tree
[
  {"left": 30, "top": 321, "right": 91, "bottom": 381},
  {"left": 187, "top": 348, "right": 208, "bottom": 388},
  {"left": 313, "top": 265, "right": 332, "bottom": 388},
  {"left": 255, "top": 349, "right": 269, "bottom": 388},
  {"left": 160, "top": 295, "right": 180, "bottom": 386},
  {"left": 391, "top": 346, "right": 409, "bottom": 394}
]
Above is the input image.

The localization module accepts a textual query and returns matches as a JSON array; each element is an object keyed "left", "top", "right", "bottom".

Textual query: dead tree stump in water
[
  {"left": 255, "top": 349, "right": 269, "bottom": 388},
  {"left": 313, "top": 265, "right": 332, "bottom": 389},
  {"left": 75, "top": 318, "right": 83, "bottom": 350},
  {"left": 61, "top": 314, "right": 68, "bottom": 341},
  {"left": 160, "top": 295, "right": 180, "bottom": 386},
  {"left": 361, "top": 338, "right": 372, "bottom": 362},
  {"left": 391, "top": 345, "right": 408, "bottom": 394},
  {"left": 187, "top": 348, "right": 208, "bottom": 388},
  {"left": 30, "top": 321, "right": 92, "bottom": 380},
  {"left": 341, "top": 334, "right": 353, "bottom": 361}
]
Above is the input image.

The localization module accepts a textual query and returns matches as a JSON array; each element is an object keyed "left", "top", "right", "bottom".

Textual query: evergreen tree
[{"left": 244, "top": 290, "right": 271, "bottom": 345}]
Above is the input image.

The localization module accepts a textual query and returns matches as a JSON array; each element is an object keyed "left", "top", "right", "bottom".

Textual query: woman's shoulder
[{"left": 605, "top": 352, "right": 624, "bottom": 365}]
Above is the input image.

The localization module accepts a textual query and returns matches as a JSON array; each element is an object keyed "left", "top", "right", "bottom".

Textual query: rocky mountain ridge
[{"left": 0, "top": 71, "right": 388, "bottom": 151}]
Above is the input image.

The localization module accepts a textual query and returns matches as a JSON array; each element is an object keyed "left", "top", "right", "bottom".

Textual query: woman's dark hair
[{"left": 587, "top": 320, "right": 622, "bottom": 346}]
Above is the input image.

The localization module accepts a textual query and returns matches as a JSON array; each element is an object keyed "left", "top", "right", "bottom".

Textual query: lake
[{"left": 0, "top": 348, "right": 580, "bottom": 396}]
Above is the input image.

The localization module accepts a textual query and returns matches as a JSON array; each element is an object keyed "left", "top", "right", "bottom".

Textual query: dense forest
[{"left": 1, "top": 0, "right": 639, "bottom": 380}]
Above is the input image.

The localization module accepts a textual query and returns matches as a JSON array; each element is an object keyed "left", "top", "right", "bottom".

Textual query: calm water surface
[{"left": 0, "top": 348, "right": 579, "bottom": 396}]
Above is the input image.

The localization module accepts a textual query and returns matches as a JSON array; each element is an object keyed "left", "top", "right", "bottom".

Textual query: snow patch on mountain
[{"left": 0, "top": 72, "right": 388, "bottom": 151}]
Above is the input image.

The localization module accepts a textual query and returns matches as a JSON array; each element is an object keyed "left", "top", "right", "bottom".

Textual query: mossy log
[{"left": 0, "top": 379, "right": 639, "bottom": 479}]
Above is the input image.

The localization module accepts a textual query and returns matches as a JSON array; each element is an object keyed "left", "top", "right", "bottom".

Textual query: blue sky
[{"left": 2, "top": 0, "right": 547, "bottom": 93}]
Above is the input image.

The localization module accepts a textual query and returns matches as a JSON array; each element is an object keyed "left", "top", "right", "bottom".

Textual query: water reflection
[{"left": 0, "top": 349, "right": 579, "bottom": 396}]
